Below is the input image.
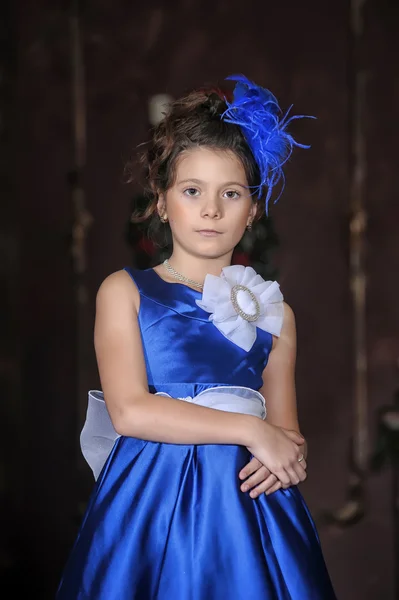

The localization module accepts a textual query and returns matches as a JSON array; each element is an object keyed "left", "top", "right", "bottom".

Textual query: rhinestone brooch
[{"left": 230, "top": 284, "right": 261, "bottom": 322}]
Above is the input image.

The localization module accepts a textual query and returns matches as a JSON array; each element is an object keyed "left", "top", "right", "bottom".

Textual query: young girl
[{"left": 57, "top": 75, "right": 336, "bottom": 599}]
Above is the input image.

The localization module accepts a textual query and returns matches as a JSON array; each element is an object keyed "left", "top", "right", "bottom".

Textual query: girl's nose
[{"left": 201, "top": 196, "right": 222, "bottom": 219}]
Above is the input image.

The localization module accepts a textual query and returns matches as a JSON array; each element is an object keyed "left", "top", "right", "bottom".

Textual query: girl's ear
[
  {"left": 247, "top": 201, "right": 258, "bottom": 226},
  {"left": 157, "top": 193, "right": 166, "bottom": 219}
]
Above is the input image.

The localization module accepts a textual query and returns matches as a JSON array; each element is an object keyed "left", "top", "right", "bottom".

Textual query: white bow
[{"left": 196, "top": 265, "right": 284, "bottom": 352}]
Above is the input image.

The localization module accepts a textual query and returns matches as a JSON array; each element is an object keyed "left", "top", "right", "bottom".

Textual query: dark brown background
[{"left": 2, "top": 0, "right": 399, "bottom": 598}]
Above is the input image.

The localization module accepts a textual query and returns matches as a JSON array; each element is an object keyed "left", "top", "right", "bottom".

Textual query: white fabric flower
[{"left": 196, "top": 265, "right": 284, "bottom": 352}]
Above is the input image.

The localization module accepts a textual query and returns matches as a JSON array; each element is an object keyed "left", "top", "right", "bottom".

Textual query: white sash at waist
[{"left": 81, "top": 387, "right": 266, "bottom": 480}]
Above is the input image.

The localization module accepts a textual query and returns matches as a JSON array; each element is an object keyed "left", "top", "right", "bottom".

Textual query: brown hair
[{"left": 130, "top": 86, "right": 264, "bottom": 243}]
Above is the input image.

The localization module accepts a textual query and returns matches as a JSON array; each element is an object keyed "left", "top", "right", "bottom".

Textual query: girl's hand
[
  {"left": 239, "top": 453, "right": 307, "bottom": 498},
  {"left": 246, "top": 421, "right": 307, "bottom": 491},
  {"left": 239, "top": 458, "right": 273, "bottom": 497}
]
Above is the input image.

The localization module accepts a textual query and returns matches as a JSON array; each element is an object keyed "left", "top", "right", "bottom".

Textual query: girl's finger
[
  {"left": 286, "top": 466, "right": 301, "bottom": 486},
  {"left": 265, "top": 481, "right": 282, "bottom": 496},
  {"left": 291, "top": 461, "right": 307, "bottom": 483},
  {"left": 274, "top": 468, "right": 290, "bottom": 487},
  {"left": 294, "top": 462, "right": 308, "bottom": 483},
  {"left": 239, "top": 457, "right": 262, "bottom": 480},
  {"left": 299, "top": 458, "right": 307, "bottom": 471},
  {"left": 249, "top": 474, "right": 278, "bottom": 498},
  {"left": 240, "top": 466, "right": 270, "bottom": 492}
]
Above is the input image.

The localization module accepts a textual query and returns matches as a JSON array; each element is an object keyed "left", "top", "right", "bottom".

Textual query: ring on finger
[{"left": 298, "top": 454, "right": 304, "bottom": 463}]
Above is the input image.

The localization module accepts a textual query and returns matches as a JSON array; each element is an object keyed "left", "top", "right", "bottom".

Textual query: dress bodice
[{"left": 125, "top": 267, "right": 273, "bottom": 398}]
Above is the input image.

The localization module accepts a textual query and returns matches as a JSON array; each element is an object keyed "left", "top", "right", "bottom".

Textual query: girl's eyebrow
[{"left": 177, "top": 178, "right": 247, "bottom": 189}]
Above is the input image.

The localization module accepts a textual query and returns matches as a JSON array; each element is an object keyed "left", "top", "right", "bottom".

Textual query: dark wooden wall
[{"left": 2, "top": 0, "right": 398, "bottom": 597}]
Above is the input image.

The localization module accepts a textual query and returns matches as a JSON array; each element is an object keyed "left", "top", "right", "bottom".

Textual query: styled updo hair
[{"left": 131, "top": 87, "right": 264, "bottom": 243}]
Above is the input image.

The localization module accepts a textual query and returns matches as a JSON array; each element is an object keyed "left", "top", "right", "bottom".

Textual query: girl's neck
[{"left": 166, "top": 251, "right": 232, "bottom": 285}]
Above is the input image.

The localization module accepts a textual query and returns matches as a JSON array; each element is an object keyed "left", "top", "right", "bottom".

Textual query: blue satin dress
[{"left": 57, "top": 267, "right": 336, "bottom": 600}]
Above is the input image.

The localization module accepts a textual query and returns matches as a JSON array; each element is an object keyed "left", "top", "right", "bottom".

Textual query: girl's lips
[{"left": 197, "top": 230, "right": 222, "bottom": 237}]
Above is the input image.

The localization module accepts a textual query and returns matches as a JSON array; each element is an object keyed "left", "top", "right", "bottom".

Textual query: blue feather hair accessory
[{"left": 222, "top": 74, "right": 314, "bottom": 213}]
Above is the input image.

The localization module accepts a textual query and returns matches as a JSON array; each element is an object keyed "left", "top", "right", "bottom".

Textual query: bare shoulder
[
  {"left": 271, "top": 301, "right": 296, "bottom": 351},
  {"left": 282, "top": 302, "right": 296, "bottom": 330},
  {"left": 97, "top": 269, "right": 140, "bottom": 312}
]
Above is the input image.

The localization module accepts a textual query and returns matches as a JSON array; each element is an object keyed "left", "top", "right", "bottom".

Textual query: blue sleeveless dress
[{"left": 57, "top": 267, "right": 336, "bottom": 600}]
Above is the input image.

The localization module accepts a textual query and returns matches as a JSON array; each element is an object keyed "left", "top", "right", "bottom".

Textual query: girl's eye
[
  {"left": 224, "top": 190, "right": 240, "bottom": 199},
  {"left": 184, "top": 188, "right": 200, "bottom": 197}
]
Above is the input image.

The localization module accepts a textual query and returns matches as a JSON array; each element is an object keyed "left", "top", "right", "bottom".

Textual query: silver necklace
[{"left": 163, "top": 259, "right": 204, "bottom": 291}]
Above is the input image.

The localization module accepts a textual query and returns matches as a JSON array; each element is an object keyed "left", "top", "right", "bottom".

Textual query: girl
[{"left": 57, "top": 75, "right": 336, "bottom": 599}]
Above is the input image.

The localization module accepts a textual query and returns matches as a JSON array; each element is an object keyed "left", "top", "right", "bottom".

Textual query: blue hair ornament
[{"left": 222, "top": 74, "right": 314, "bottom": 213}]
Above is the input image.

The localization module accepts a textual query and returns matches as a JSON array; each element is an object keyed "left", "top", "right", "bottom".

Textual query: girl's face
[{"left": 158, "top": 147, "right": 257, "bottom": 261}]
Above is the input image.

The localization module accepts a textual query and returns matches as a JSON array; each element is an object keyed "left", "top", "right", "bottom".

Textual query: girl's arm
[
  {"left": 94, "top": 270, "right": 258, "bottom": 446},
  {"left": 238, "top": 303, "right": 307, "bottom": 497},
  {"left": 260, "top": 302, "right": 307, "bottom": 459}
]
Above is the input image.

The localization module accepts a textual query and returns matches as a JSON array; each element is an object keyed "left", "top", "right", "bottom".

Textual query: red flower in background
[
  {"left": 197, "top": 85, "right": 233, "bottom": 103},
  {"left": 138, "top": 235, "right": 156, "bottom": 256},
  {"left": 232, "top": 250, "right": 251, "bottom": 266}
]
